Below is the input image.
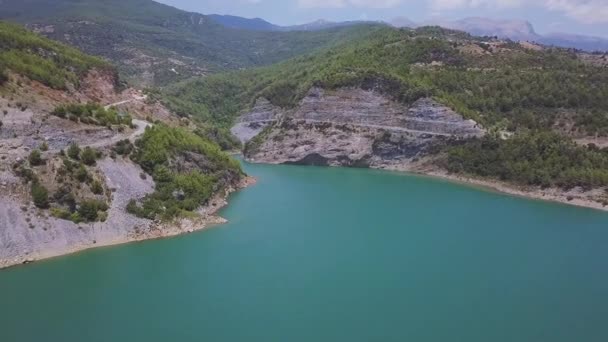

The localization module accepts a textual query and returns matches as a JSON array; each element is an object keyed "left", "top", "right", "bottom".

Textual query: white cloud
[
  {"left": 297, "top": 0, "right": 608, "bottom": 24},
  {"left": 546, "top": 0, "right": 608, "bottom": 23},
  {"left": 430, "top": 0, "right": 522, "bottom": 10},
  {"left": 297, "top": 0, "right": 346, "bottom": 8},
  {"left": 429, "top": 0, "right": 608, "bottom": 23},
  {"left": 350, "top": 0, "right": 405, "bottom": 7},
  {"left": 298, "top": 0, "right": 404, "bottom": 9}
]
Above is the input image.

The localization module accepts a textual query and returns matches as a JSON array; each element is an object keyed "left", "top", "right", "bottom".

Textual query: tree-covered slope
[
  {"left": 0, "top": 0, "right": 382, "bottom": 86},
  {"left": 160, "top": 26, "right": 608, "bottom": 191},
  {"left": 162, "top": 26, "right": 608, "bottom": 136},
  {"left": 0, "top": 20, "right": 112, "bottom": 89}
]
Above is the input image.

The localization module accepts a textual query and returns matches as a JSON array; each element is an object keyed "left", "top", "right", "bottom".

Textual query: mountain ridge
[
  {"left": 158, "top": 24, "right": 608, "bottom": 207},
  {"left": 207, "top": 13, "right": 608, "bottom": 52},
  {"left": 390, "top": 16, "right": 608, "bottom": 51},
  {"left": 0, "top": 0, "right": 381, "bottom": 86},
  {"left": 0, "top": 20, "right": 250, "bottom": 268}
]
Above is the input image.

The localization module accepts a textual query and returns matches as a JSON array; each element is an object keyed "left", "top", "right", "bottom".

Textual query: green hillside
[
  {"left": 161, "top": 26, "right": 608, "bottom": 189},
  {"left": 0, "top": 0, "right": 382, "bottom": 86},
  {"left": 0, "top": 20, "right": 111, "bottom": 89},
  {"left": 163, "top": 26, "right": 608, "bottom": 135}
]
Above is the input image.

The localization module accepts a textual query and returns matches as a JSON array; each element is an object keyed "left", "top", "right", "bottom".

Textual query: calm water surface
[{"left": 1, "top": 162, "right": 608, "bottom": 341}]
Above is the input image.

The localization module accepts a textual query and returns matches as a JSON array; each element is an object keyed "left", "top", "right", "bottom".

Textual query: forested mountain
[
  {"left": 3, "top": 0, "right": 608, "bottom": 196},
  {"left": 207, "top": 15, "right": 279, "bottom": 31},
  {"left": 163, "top": 26, "right": 608, "bottom": 135},
  {"left": 208, "top": 15, "right": 373, "bottom": 32},
  {"left": 0, "top": 0, "right": 379, "bottom": 86},
  {"left": 0, "top": 21, "right": 112, "bottom": 89},
  {"left": 209, "top": 13, "right": 608, "bottom": 52},
  {"left": 160, "top": 25, "right": 608, "bottom": 191},
  {"left": 391, "top": 17, "right": 608, "bottom": 52}
]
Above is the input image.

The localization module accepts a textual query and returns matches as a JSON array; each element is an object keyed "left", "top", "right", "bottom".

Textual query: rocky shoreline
[
  {"left": 422, "top": 170, "right": 608, "bottom": 212},
  {"left": 0, "top": 175, "right": 256, "bottom": 270},
  {"left": 247, "top": 155, "right": 608, "bottom": 212},
  {"left": 237, "top": 86, "right": 608, "bottom": 213},
  {"left": 373, "top": 161, "right": 608, "bottom": 213}
]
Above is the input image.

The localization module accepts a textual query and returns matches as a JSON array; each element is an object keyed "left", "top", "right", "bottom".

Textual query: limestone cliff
[{"left": 237, "top": 87, "right": 484, "bottom": 169}]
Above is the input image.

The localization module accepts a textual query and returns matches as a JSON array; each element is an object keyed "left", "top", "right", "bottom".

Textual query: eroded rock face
[
  {"left": 290, "top": 88, "right": 482, "bottom": 137},
  {"left": 230, "top": 98, "right": 282, "bottom": 143},
  {"left": 239, "top": 87, "right": 484, "bottom": 168}
]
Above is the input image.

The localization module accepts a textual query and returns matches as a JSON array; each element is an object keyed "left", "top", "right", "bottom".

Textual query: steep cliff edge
[{"left": 239, "top": 87, "right": 483, "bottom": 169}]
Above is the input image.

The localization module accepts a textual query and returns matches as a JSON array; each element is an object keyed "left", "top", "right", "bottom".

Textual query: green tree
[
  {"left": 90, "top": 180, "right": 103, "bottom": 195},
  {"left": 31, "top": 182, "right": 49, "bottom": 209},
  {"left": 28, "top": 149, "right": 43, "bottom": 166},
  {"left": 67, "top": 142, "right": 80, "bottom": 160},
  {"left": 81, "top": 147, "right": 97, "bottom": 166},
  {"left": 78, "top": 200, "right": 109, "bottom": 222},
  {"left": 75, "top": 164, "right": 89, "bottom": 183}
]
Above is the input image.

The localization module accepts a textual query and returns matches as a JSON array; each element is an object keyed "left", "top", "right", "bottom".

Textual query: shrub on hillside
[
  {"left": 90, "top": 180, "right": 103, "bottom": 195},
  {"left": 0, "top": 68, "right": 8, "bottom": 85},
  {"left": 81, "top": 147, "right": 97, "bottom": 166},
  {"left": 78, "top": 199, "right": 109, "bottom": 222},
  {"left": 31, "top": 182, "right": 49, "bottom": 209},
  {"left": 113, "top": 139, "right": 133, "bottom": 156},
  {"left": 50, "top": 207, "right": 71, "bottom": 220},
  {"left": 52, "top": 103, "right": 132, "bottom": 126},
  {"left": 28, "top": 149, "right": 43, "bottom": 166},
  {"left": 67, "top": 142, "right": 80, "bottom": 160},
  {"left": 75, "top": 164, "right": 89, "bottom": 183}
]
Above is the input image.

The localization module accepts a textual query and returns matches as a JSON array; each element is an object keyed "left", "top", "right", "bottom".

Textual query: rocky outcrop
[
  {"left": 230, "top": 98, "right": 282, "bottom": 143},
  {"left": 290, "top": 88, "right": 482, "bottom": 136},
  {"left": 0, "top": 158, "right": 154, "bottom": 268},
  {"left": 239, "top": 87, "right": 484, "bottom": 168}
]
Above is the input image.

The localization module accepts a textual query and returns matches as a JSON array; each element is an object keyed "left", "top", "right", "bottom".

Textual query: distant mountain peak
[
  {"left": 441, "top": 17, "right": 538, "bottom": 40},
  {"left": 389, "top": 16, "right": 416, "bottom": 28},
  {"left": 208, "top": 14, "right": 278, "bottom": 31},
  {"left": 200, "top": 12, "right": 608, "bottom": 52}
]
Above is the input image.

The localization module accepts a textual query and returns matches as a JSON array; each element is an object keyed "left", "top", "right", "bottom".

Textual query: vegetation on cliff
[
  {"left": 0, "top": 66, "right": 8, "bottom": 85},
  {"left": 160, "top": 26, "right": 608, "bottom": 191},
  {"left": 446, "top": 132, "right": 608, "bottom": 189},
  {"left": 163, "top": 26, "right": 608, "bottom": 136},
  {"left": 14, "top": 143, "right": 109, "bottom": 223},
  {"left": 0, "top": 20, "right": 112, "bottom": 89},
  {"left": 126, "top": 124, "right": 242, "bottom": 221},
  {"left": 52, "top": 103, "right": 133, "bottom": 127}
]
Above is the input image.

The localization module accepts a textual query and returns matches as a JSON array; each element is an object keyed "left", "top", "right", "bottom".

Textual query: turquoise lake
[{"left": 1, "top": 161, "right": 608, "bottom": 341}]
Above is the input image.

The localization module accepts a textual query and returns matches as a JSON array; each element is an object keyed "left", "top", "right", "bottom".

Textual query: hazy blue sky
[{"left": 157, "top": 0, "right": 608, "bottom": 37}]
